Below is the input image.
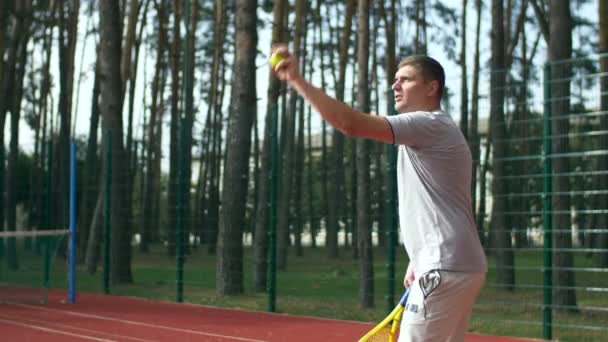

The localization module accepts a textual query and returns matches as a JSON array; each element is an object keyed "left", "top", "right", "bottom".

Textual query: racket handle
[{"left": 398, "top": 287, "right": 411, "bottom": 306}]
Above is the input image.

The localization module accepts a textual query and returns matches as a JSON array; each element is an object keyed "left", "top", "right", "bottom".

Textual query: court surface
[{"left": 0, "top": 290, "right": 538, "bottom": 341}]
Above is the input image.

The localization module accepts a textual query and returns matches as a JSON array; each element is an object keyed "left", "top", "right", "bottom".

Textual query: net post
[
  {"left": 542, "top": 63, "right": 553, "bottom": 341},
  {"left": 69, "top": 141, "right": 77, "bottom": 304}
]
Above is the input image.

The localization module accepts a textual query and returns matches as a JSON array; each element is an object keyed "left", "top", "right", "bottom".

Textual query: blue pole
[{"left": 69, "top": 141, "right": 76, "bottom": 304}]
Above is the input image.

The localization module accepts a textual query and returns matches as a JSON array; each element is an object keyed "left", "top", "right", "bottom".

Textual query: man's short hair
[{"left": 398, "top": 55, "right": 445, "bottom": 99}]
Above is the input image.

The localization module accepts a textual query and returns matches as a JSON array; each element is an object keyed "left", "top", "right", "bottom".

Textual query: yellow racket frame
[{"left": 358, "top": 289, "right": 410, "bottom": 342}]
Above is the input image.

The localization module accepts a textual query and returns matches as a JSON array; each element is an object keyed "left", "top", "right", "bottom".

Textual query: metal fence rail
[{"left": 485, "top": 53, "right": 608, "bottom": 341}]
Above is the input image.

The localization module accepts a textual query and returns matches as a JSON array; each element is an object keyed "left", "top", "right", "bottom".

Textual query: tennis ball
[{"left": 269, "top": 52, "right": 286, "bottom": 69}]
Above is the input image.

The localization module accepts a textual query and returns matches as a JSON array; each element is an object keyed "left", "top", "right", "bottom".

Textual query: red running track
[{"left": 0, "top": 291, "right": 537, "bottom": 342}]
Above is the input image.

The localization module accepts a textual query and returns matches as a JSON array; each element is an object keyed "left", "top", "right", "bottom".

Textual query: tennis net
[{"left": 0, "top": 229, "right": 72, "bottom": 304}]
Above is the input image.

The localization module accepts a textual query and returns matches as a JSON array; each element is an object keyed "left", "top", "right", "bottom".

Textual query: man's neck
[{"left": 403, "top": 104, "right": 442, "bottom": 113}]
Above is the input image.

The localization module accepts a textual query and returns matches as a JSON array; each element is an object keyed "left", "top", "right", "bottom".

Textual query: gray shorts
[{"left": 398, "top": 270, "right": 486, "bottom": 342}]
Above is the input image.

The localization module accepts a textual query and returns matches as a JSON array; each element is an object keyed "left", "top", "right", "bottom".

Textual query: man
[{"left": 272, "top": 45, "right": 487, "bottom": 341}]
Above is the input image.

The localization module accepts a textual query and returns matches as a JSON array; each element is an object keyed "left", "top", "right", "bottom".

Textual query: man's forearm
[
  {"left": 289, "top": 76, "right": 362, "bottom": 135},
  {"left": 286, "top": 75, "right": 393, "bottom": 144},
  {"left": 271, "top": 43, "right": 391, "bottom": 142}
]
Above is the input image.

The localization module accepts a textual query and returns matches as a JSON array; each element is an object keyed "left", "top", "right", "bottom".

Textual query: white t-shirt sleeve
[{"left": 384, "top": 111, "right": 440, "bottom": 147}]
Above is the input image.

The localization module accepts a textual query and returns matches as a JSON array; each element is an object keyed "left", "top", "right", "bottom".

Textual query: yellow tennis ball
[{"left": 269, "top": 52, "right": 285, "bottom": 69}]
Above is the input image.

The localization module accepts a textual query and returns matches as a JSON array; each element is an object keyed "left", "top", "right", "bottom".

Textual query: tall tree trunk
[
  {"left": 310, "top": 0, "right": 329, "bottom": 251},
  {"left": 167, "top": 0, "right": 182, "bottom": 256},
  {"left": 216, "top": 0, "right": 257, "bottom": 296},
  {"left": 0, "top": 8, "right": 14, "bottom": 257},
  {"left": 250, "top": 101, "right": 259, "bottom": 248},
  {"left": 549, "top": 0, "right": 577, "bottom": 312},
  {"left": 470, "top": 0, "right": 483, "bottom": 246},
  {"left": 327, "top": 0, "right": 356, "bottom": 258},
  {"left": 514, "top": 18, "right": 533, "bottom": 249},
  {"left": 123, "top": 0, "right": 149, "bottom": 255},
  {"left": 176, "top": 1, "right": 198, "bottom": 254},
  {"left": 504, "top": 1, "right": 529, "bottom": 252},
  {"left": 153, "top": 69, "right": 167, "bottom": 242},
  {"left": 98, "top": 0, "right": 132, "bottom": 284},
  {"left": 276, "top": 0, "right": 307, "bottom": 270},
  {"left": 380, "top": 0, "right": 398, "bottom": 258},
  {"left": 203, "top": 0, "right": 228, "bottom": 254},
  {"left": 349, "top": 73, "right": 358, "bottom": 255},
  {"left": 181, "top": 0, "right": 198, "bottom": 256},
  {"left": 6, "top": 1, "right": 32, "bottom": 270},
  {"left": 37, "top": 5, "right": 54, "bottom": 255},
  {"left": 379, "top": 0, "right": 397, "bottom": 80},
  {"left": 293, "top": 28, "right": 308, "bottom": 257},
  {"left": 195, "top": 115, "right": 211, "bottom": 244},
  {"left": 80, "top": 56, "right": 101, "bottom": 257},
  {"left": 55, "top": 0, "right": 79, "bottom": 236},
  {"left": 459, "top": 0, "right": 469, "bottom": 139},
  {"left": 29, "top": 5, "right": 54, "bottom": 239},
  {"left": 301, "top": 27, "right": 316, "bottom": 251},
  {"left": 356, "top": 0, "right": 374, "bottom": 309},
  {"left": 306, "top": 45, "right": 316, "bottom": 249},
  {"left": 316, "top": 0, "right": 329, "bottom": 252},
  {"left": 142, "top": 0, "right": 168, "bottom": 253},
  {"left": 0, "top": 3, "right": 8, "bottom": 88},
  {"left": 122, "top": 0, "right": 139, "bottom": 173},
  {"left": 490, "top": 0, "right": 515, "bottom": 290},
  {"left": 370, "top": 11, "right": 385, "bottom": 249},
  {"left": 206, "top": 61, "right": 225, "bottom": 255}
]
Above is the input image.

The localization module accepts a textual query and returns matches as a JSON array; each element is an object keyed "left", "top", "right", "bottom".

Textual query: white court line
[
  {"left": 0, "top": 317, "right": 117, "bottom": 342},
  {"left": 19, "top": 304, "right": 269, "bottom": 342},
  {"left": 0, "top": 312, "right": 156, "bottom": 342}
]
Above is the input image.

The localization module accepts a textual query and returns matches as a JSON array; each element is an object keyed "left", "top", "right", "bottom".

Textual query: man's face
[{"left": 392, "top": 65, "right": 438, "bottom": 113}]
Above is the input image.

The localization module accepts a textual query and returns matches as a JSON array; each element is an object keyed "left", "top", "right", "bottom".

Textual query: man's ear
[{"left": 427, "top": 80, "right": 439, "bottom": 97}]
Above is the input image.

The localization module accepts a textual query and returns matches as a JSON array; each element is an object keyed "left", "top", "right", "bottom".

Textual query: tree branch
[
  {"left": 529, "top": 0, "right": 549, "bottom": 42},
  {"left": 506, "top": 0, "right": 528, "bottom": 68}
]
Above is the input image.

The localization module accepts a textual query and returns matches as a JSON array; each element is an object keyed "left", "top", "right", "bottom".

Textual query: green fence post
[
  {"left": 42, "top": 140, "right": 52, "bottom": 254},
  {"left": 268, "top": 103, "right": 279, "bottom": 312},
  {"left": 104, "top": 130, "right": 112, "bottom": 295},
  {"left": 176, "top": 117, "right": 185, "bottom": 303},
  {"left": 386, "top": 91, "right": 398, "bottom": 312},
  {"left": 69, "top": 141, "right": 77, "bottom": 303},
  {"left": 542, "top": 63, "right": 553, "bottom": 341},
  {"left": 42, "top": 235, "right": 51, "bottom": 304}
]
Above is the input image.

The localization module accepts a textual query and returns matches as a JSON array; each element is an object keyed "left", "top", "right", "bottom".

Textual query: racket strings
[
  {"left": 363, "top": 323, "right": 398, "bottom": 342},
  {"left": 363, "top": 327, "right": 391, "bottom": 341}
]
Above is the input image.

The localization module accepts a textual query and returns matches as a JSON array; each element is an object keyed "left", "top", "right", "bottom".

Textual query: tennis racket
[{"left": 358, "top": 288, "right": 410, "bottom": 342}]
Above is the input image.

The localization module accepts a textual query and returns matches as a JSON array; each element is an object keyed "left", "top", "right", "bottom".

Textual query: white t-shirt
[{"left": 385, "top": 110, "right": 487, "bottom": 275}]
